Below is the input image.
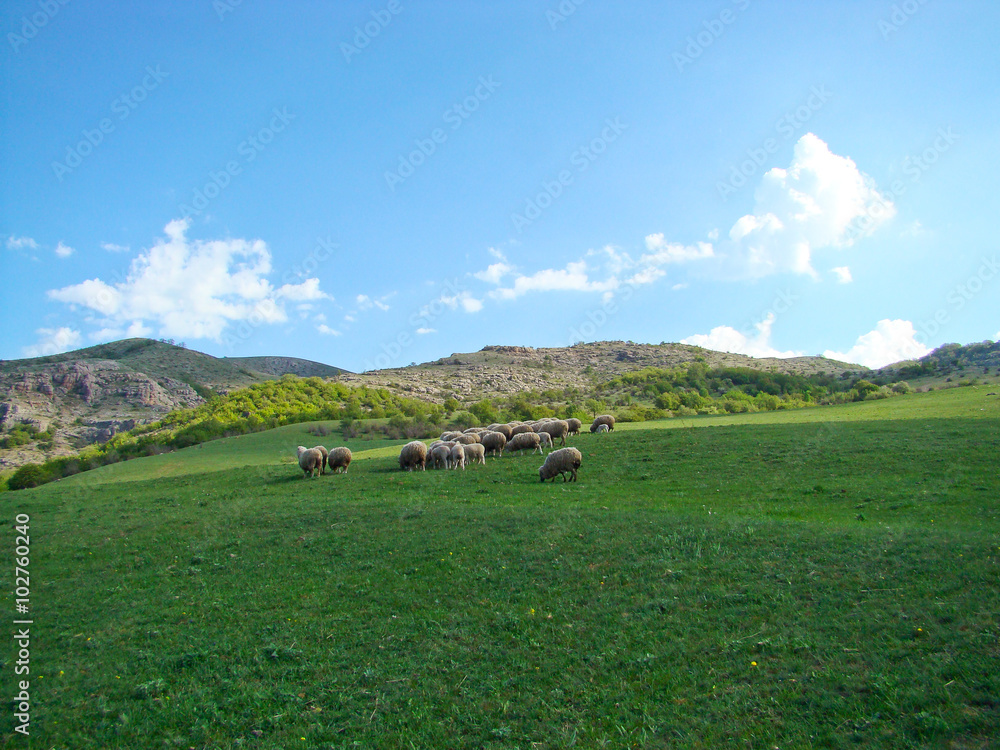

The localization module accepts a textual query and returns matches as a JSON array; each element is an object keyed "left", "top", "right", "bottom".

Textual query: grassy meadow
[{"left": 2, "top": 386, "right": 999, "bottom": 748}]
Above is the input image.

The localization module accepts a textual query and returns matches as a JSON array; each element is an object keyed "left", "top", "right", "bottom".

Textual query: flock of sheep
[{"left": 297, "top": 414, "right": 615, "bottom": 483}]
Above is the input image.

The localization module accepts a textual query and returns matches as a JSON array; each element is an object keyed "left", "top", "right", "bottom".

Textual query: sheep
[
  {"left": 510, "top": 423, "right": 535, "bottom": 436},
  {"left": 594, "top": 423, "right": 610, "bottom": 433},
  {"left": 311, "top": 445, "right": 329, "bottom": 474},
  {"left": 565, "top": 418, "right": 583, "bottom": 437},
  {"left": 454, "top": 433, "right": 481, "bottom": 445},
  {"left": 440, "top": 431, "right": 464, "bottom": 442},
  {"left": 463, "top": 427, "right": 488, "bottom": 434},
  {"left": 399, "top": 440, "right": 428, "bottom": 471},
  {"left": 490, "top": 424, "right": 513, "bottom": 440},
  {"left": 536, "top": 431, "right": 553, "bottom": 451},
  {"left": 463, "top": 443, "right": 486, "bottom": 465},
  {"left": 505, "top": 431, "right": 543, "bottom": 455},
  {"left": 296, "top": 445, "right": 324, "bottom": 478},
  {"left": 538, "top": 419, "right": 569, "bottom": 447},
  {"left": 449, "top": 443, "right": 466, "bottom": 470},
  {"left": 539, "top": 447, "right": 582, "bottom": 482},
  {"left": 429, "top": 443, "right": 452, "bottom": 469},
  {"left": 590, "top": 414, "right": 616, "bottom": 433},
  {"left": 327, "top": 446, "right": 352, "bottom": 474},
  {"left": 480, "top": 430, "right": 507, "bottom": 456}
]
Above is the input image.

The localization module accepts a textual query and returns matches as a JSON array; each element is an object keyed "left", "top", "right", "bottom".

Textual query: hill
[
  {"left": 341, "top": 341, "right": 866, "bottom": 403},
  {"left": 0, "top": 338, "right": 348, "bottom": 469},
  {"left": 10, "top": 386, "right": 1000, "bottom": 748},
  {"left": 876, "top": 340, "right": 1000, "bottom": 387},
  {"left": 224, "top": 355, "right": 347, "bottom": 379}
]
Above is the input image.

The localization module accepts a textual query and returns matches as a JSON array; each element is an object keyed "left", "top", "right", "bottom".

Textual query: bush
[{"left": 8, "top": 463, "right": 54, "bottom": 491}]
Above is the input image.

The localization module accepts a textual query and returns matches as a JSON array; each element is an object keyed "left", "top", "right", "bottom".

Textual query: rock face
[{"left": 0, "top": 360, "right": 204, "bottom": 470}]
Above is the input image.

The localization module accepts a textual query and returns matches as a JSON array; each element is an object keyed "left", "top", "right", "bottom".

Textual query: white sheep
[
  {"left": 536, "top": 431, "right": 553, "bottom": 451},
  {"left": 327, "top": 447, "right": 352, "bottom": 474},
  {"left": 538, "top": 419, "right": 569, "bottom": 447},
  {"left": 594, "top": 423, "right": 610, "bottom": 433},
  {"left": 590, "top": 414, "right": 616, "bottom": 433},
  {"left": 429, "top": 443, "right": 452, "bottom": 469},
  {"left": 454, "top": 433, "right": 481, "bottom": 445},
  {"left": 399, "top": 440, "right": 428, "bottom": 471},
  {"left": 539, "top": 447, "right": 582, "bottom": 482},
  {"left": 462, "top": 443, "right": 486, "bottom": 465},
  {"left": 490, "top": 424, "right": 513, "bottom": 440},
  {"left": 311, "top": 445, "right": 329, "bottom": 474},
  {"left": 296, "top": 445, "right": 324, "bottom": 478},
  {"left": 509, "top": 424, "right": 535, "bottom": 436},
  {"left": 505, "top": 431, "right": 543, "bottom": 455},
  {"left": 449, "top": 443, "right": 466, "bottom": 470}
]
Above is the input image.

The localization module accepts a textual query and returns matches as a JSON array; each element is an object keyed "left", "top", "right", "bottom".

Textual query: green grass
[{"left": 2, "top": 387, "right": 999, "bottom": 748}]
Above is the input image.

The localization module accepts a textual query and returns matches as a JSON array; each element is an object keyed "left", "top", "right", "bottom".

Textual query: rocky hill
[
  {"left": 0, "top": 337, "right": 865, "bottom": 472},
  {"left": 339, "top": 341, "right": 866, "bottom": 403},
  {"left": 0, "top": 339, "right": 347, "bottom": 470}
]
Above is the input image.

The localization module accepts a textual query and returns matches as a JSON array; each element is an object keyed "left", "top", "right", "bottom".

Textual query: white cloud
[
  {"left": 682, "top": 313, "right": 803, "bottom": 359},
  {"left": 101, "top": 242, "right": 130, "bottom": 253},
  {"left": 473, "top": 261, "right": 514, "bottom": 284},
  {"left": 416, "top": 327, "right": 436, "bottom": 335},
  {"left": 439, "top": 290, "right": 483, "bottom": 313},
  {"left": 317, "top": 324, "right": 341, "bottom": 336},
  {"left": 6, "top": 235, "right": 38, "bottom": 251},
  {"left": 823, "top": 319, "right": 929, "bottom": 368},
  {"left": 831, "top": 266, "right": 853, "bottom": 283},
  {"left": 720, "top": 133, "right": 895, "bottom": 279},
  {"left": 46, "top": 219, "right": 331, "bottom": 343},
  {"left": 22, "top": 327, "right": 81, "bottom": 357},
  {"left": 490, "top": 260, "right": 619, "bottom": 300},
  {"left": 343, "top": 314, "right": 356, "bottom": 323},
  {"left": 642, "top": 234, "right": 715, "bottom": 264},
  {"left": 55, "top": 242, "right": 75, "bottom": 258},
  {"left": 356, "top": 293, "right": 392, "bottom": 312}
]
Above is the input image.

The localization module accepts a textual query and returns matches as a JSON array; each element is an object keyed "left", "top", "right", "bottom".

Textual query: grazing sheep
[
  {"left": 505, "top": 431, "right": 543, "bottom": 455},
  {"left": 480, "top": 430, "right": 507, "bottom": 456},
  {"left": 463, "top": 427, "right": 488, "bottom": 434},
  {"left": 538, "top": 419, "right": 570, "bottom": 447},
  {"left": 449, "top": 443, "right": 466, "bottom": 470},
  {"left": 440, "top": 431, "right": 463, "bottom": 442},
  {"left": 429, "top": 443, "right": 452, "bottom": 469},
  {"left": 510, "top": 423, "right": 535, "bottom": 436},
  {"left": 296, "top": 446, "right": 324, "bottom": 478},
  {"left": 565, "top": 418, "right": 583, "bottom": 437},
  {"left": 594, "top": 423, "right": 610, "bottom": 433},
  {"left": 454, "top": 433, "right": 481, "bottom": 445},
  {"left": 327, "top": 446, "right": 352, "bottom": 474},
  {"left": 463, "top": 443, "right": 486, "bottom": 465},
  {"left": 399, "top": 440, "right": 428, "bottom": 471},
  {"left": 311, "top": 445, "right": 329, "bottom": 474},
  {"left": 537, "top": 431, "right": 553, "bottom": 451},
  {"left": 490, "top": 423, "right": 513, "bottom": 440},
  {"left": 590, "top": 414, "right": 616, "bottom": 433},
  {"left": 539, "top": 447, "right": 583, "bottom": 482}
]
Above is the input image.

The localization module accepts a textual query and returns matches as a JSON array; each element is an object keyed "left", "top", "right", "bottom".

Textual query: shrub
[{"left": 8, "top": 463, "right": 54, "bottom": 491}]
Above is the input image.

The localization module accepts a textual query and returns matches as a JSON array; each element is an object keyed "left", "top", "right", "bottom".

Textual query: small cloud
[
  {"left": 672, "top": 282, "right": 688, "bottom": 291},
  {"left": 317, "top": 324, "right": 341, "bottom": 336},
  {"left": 343, "top": 314, "right": 355, "bottom": 323},
  {"left": 441, "top": 290, "right": 483, "bottom": 313},
  {"left": 831, "top": 266, "right": 853, "bottom": 284},
  {"left": 823, "top": 319, "right": 930, "bottom": 368},
  {"left": 278, "top": 278, "right": 329, "bottom": 302},
  {"left": 23, "top": 327, "right": 81, "bottom": 357},
  {"left": 101, "top": 242, "right": 130, "bottom": 253},
  {"left": 6, "top": 235, "right": 38, "bottom": 251},
  {"left": 682, "top": 312, "right": 803, "bottom": 359},
  {"left": 356, "top": 292, "right": 392, "bottom": 312},
  {"left": 55, "top": 242, "right": 75, "bottom": 258},
  {"left": 473, "top": 261, "right": 514, "bottom": 284},
  {"left": 416, "top": 327, "right": 436, "bottom": 335}
]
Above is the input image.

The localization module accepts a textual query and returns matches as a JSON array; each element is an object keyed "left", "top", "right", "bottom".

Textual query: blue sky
[{"left": 2, "top": 0, "right": 998, "bottom": 372}]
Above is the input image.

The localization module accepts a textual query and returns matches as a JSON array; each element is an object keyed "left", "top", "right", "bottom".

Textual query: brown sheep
[
  {"left": 505, "top": 431, "right": 543, "bottom": 455},
  {"left": 297, "top": 446, "right": 324, "bottom": 478},
  {"left": 399, "top": 440, "right": 428, "bottom": 471},
  {"left": 327, "top": 447, "right": 352, "bottom": 474},
  {"left": 590, "top": 414, "right": 616, "bottom": 433},
  {"left": 538, "top": 419, "right": 569, "bottom": 447},
  {"left": 565, "top": 418, "right": 583, "bottom": 436},
  {"left": 480, "top": 431, "right": 507, "bottom": 456},
  {"left": 539, "top": 447, "right": 582, "bottom": 482}
]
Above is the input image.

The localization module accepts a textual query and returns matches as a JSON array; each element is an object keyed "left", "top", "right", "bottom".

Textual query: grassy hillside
[{"left": 3, "top": 387, "right": 998, "bottom": 748}]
